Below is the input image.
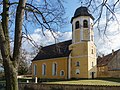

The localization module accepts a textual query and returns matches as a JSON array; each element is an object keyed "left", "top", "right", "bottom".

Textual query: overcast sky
[{"left": 22, "top": 0, "right": 120, "bottom": 56}]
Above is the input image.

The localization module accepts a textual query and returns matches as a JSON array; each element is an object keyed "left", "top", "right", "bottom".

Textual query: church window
[
  {"left": 76, "top": 61, "right": 80, "bottom": 66},
  {"left": 52, "top": 63, "right": 57, "bottom": 76},
  {"left": 34, "top": 64, "right": 37, "bottom": 75},
  {"left": 60, "top": 70, "right": 64, "bottom": 76},
  {"left": 76, "top": 69, "right": 80, "bottom": 74},
  {"left": 91, "top": 35, "right": 93, "bottom": 41},
  {"left": 91, "top": 49, "right": 94, "bottom": 54},
  {"left": 42, "top": 64, "right": 46, "bottom": 75},
  {"left": 75, "top": 21, "right": 80, "bottom": 29},
  {"left": 83, "top": 20, "right": 88, "bottom": 28}
]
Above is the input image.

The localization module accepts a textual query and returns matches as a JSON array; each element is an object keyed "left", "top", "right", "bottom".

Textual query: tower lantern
[{"left": 71, "top": 7, "right": 94, "bottom": 43}]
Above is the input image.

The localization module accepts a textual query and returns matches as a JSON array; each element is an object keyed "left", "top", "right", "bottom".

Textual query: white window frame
[
  {"left": 83, "top": 20, "right": 88, "bottom": 28},
  {"left": 34, "top": 64, "right": 37, "bottom": 75},
  {"left": 75, "top": 21, "right": 80, "bottom": 29},
  {"left": 76, "top": 69, "right": 80, "bottom": 74},
  {"left": 76, "top": 61, "right": 80, "bottom": 66},
  {"left": 52, "top": 63, "right": 57, "bottom": 76},
  {"left": 42, "top": 64, "right": 46, "bottom": 76},
  {"left": 91, "top": 49, "right": 94, "bottom": 54},
  {"left": 60, "top": 70, "right": 64, "bottom": 76}
]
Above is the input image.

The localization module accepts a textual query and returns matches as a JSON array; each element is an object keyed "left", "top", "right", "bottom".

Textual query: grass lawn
[{"left": 46, "top": 78, "right": 120, "bottom": 86}]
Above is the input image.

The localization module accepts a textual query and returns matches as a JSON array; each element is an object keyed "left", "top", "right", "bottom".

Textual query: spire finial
[{"left": 81, "top": 1, "right": 83, "bottom": 6}]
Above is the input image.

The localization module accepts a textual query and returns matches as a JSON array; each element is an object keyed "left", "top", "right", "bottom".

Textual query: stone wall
[
  {"left": 109, "top": 70, "right": 120, "bottom": 78},
  {"left": 19, "top": 83, "right": 120, "bottom": 90}
]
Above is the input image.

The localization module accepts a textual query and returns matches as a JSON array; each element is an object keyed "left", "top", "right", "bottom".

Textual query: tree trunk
[
  {"left": 0, "top": 22, "right": 18, "bottom": 90},
  {"left": 0, "top": 0, "right": 27, "bottom": 90}
]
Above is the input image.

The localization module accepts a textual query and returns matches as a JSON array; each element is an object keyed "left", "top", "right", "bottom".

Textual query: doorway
[{"left": 91, "top": 72, "right": 95, "bottom": 79}]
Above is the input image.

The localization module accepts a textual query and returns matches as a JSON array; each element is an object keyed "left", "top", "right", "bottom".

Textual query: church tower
[{"left": 69, "top": 7, "right": 97, "bottom": 78}]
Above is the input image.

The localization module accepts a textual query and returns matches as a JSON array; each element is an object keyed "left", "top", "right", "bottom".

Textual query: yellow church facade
[
  {"left": 32, "top": 57, "right": 68, "bottom": 79},
  {"left": 32, "top": 6, "right": 97, "bottom": 80}
]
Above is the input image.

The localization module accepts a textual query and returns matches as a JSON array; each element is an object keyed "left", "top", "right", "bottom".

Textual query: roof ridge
[{"left": 42, "top": 40, "right": 72, "bottom": 48}]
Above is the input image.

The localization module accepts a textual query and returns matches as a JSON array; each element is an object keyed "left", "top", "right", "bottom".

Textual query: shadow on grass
[{"left": 96, "top": 78, "right": 120, "bottom": 83}]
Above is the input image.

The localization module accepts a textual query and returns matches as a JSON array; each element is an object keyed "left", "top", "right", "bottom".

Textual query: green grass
[
  {"left": 46, "top": 78, "right": 120, "bottom": 86},
  {"left": 97, "top": 78, "right": 120, "bottom": 83}
]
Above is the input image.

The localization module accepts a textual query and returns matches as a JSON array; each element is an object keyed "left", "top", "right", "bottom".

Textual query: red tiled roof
[{"left": 97, "top": 49, "right": 120, "bottom": 67}]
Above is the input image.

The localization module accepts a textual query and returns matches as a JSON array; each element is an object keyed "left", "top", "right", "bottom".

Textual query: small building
[
  {"left": 32, "top": 6, "right": 97, "bottom": 80},
  {"left": 97, "top": 49, "right": 120, "bottom": 78}
]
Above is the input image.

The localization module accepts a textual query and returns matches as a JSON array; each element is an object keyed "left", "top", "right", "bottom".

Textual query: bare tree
[
  {"left": 77, "top": 0, "right": 120, "bottom": 54},
  {"left": 79, "top": 0, "right": 120, "bottom": 36},
  {"left": 0, "top": 0, "right": 65, "bottom": 90},
  {"left": 18, "top": 49, "right": 30, "bottom": 75}
]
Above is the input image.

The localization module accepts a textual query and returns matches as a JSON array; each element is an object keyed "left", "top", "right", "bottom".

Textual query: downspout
[{"left": 67, "top": 51, "right": 72, "bottom": 79}]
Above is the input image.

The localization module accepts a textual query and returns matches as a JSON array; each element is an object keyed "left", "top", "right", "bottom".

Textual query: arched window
[
  {"left": 34, "top": 64, "right": 37, "bottom": 75},
  {"left": 75, "top": 21, "right": 80, "bottom": 29},
  {"left": 60, "top": 70, "right": 64, "bottom": 76},
  {"left": 52, "top": 63, "right": 57, "bottom": 76},
  {"left": 42, "top": 64, "right": 46, "bottom": 75},
  {"left": 91, "top": 49, "right": 94, "bottom": 54},
  {"left": 76, "top": 61, "right": 80, "bottom": 66},
  {"left": 83, "top": 20, "right": 88, "bottom": 28},
  {"left": 76, "top": 69, "right": 80, "bottom": 74}
]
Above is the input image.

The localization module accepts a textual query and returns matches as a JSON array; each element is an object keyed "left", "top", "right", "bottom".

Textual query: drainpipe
[{"left": 67, "top": 51, "right": 72, "bottom": 79}]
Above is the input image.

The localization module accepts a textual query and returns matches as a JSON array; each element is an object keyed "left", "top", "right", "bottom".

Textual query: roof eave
[{"left": 71, "top": 15, "right": 94, "bottom": 23}]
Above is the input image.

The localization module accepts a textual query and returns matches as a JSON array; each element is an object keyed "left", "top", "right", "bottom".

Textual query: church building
[{"left": 32, "top": 6, "right": 97, "bottom": 79}]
